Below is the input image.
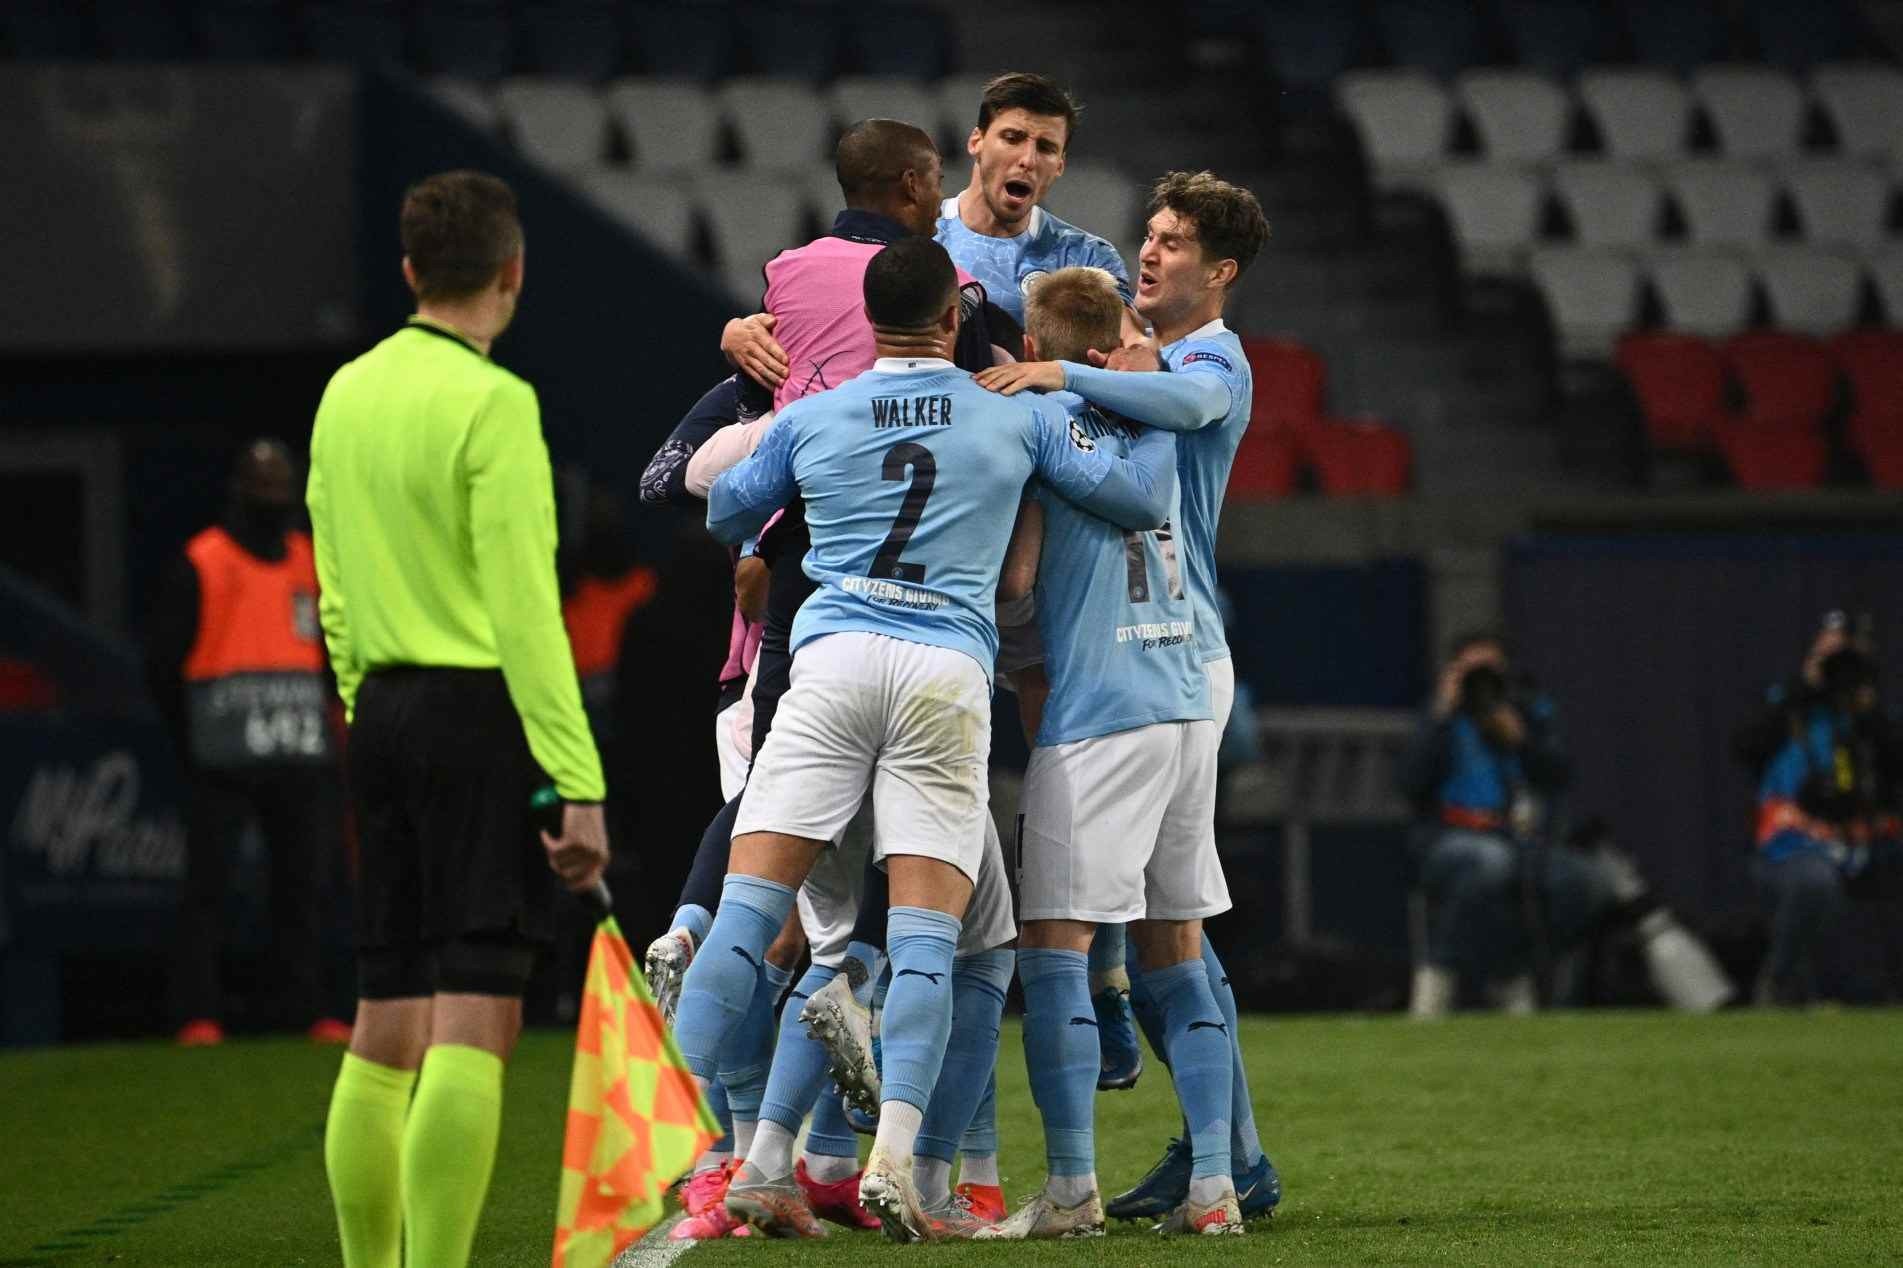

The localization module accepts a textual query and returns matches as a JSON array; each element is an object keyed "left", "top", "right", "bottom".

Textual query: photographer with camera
[{"left": 1736, "top": 614, "right": 1902, "bottom": 1004}]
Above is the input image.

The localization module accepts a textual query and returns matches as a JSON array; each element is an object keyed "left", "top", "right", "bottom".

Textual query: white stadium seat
[
  {"left": 720, "top": 77, "right": 833, "bottom": 173},
  {"left": 1578, "top": 69, "right": 1690, "bottom": 161},
  {"left": 425, "top": 76, "right": 499, "bottom": 134},
  {"left": 802, "top": 163, "right": 843, "bottom": 226},
  {"left": 1647, "top": 251, "right": 1755, "bottom": 336},
  {"left": 1811, "top": 63, "right": 1903, "bottom": 164},
  {"left": 1435, "top": 163, "right": 1544, "bottom": 273},
  {"left": 1691, "top": 66, "right": 1805, "bottom": 161},
  {"left": 1663, "top": 161, "right": 1776, "bottom": 248},
  {"left": 696, "top": 170, "right": 808, "bottom": 300},
  {"left": 1336, "top": 71, "right": 1452, "bottom": 189},
  {"left": 829, "top": 75, "right": 941, "bottom": 136},
  {"left": 496, "top": 78, "right": 609, "bottom": 172},
  {"left": 606, "top": 79, "right": 721, "bottom": 175},
  {"left": 574, "top": 167, "right": 696, "bottom": 259},
  {"left": 1781, "top": 161, "right": 1890, "bottom": 250},
  {"left": 1528, "top": 247, "right": 1641, "bottom": 358},
  {"left": 935, "top": 73, "right": 991, "bottom": 146},
  {"left": 1552, "top": 161, "right": 1664, "bottom": 249},
  {"left": 1867, "top": 247, "right": 1903, "bottom": 324},
  {"left": 1456, "top": 70, "right": 1570, "bottom": 164},
  {"left": 1040, "top": 161, "right": 1142, "bottom": 244},
  {"left": 1755, "top": 248, "right": 1863, "bottom": 334}
]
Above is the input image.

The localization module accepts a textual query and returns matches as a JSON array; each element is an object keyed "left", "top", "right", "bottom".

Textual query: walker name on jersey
[
  {"left": 842, "top": 575, "right": 948, "bottom": 610},
  {"left": 1115, "top": 619, "right": 1193, "bottom": 650},
  {"left": 870, "top": 395, "right": 954, "bottom": 429}
]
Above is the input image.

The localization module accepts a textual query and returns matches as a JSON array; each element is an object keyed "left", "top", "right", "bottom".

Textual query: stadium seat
[
  {"left": 1226, "top": 428, "right": 1304, "bottom": 498},
  {"left": 496, "top": 79, "right": 611, "bottom": 172},
  {"left": 1336, "top": 72, "right": 1452, "bottom": 190},
  {"left": 574, "top": 167, "right": 696, "bottom": 259},
  {"left": 1309, "top": 418, "right": 1412, "bottom": 496},
  {"left": 720, "top": 78, "right": 832, "bottom": 173},
  {"left": 1754, "top": 249, "right": 1863, "bottom": 335},
  {"left": 414, "top": 3, "right": 514, "bottom": 81},
  {"left": 1577, "top": 70, "right": 1692, "bottom": 162},
  {"left": 1662, "top": 161, "right": 1776, "bottom": 249},
  {"left": 1255, "top": 0, "right": 1369, "bottom": 91},
  {"left": 1740, "top": 0, "right": 1868, "bottom": 75},
  {"left": 1690, "top": 67, "right": 1805, "bottom": 161},
  {"left": 1455, "top": 71, "right": 1571, "bottom": 165},
  {"left": 1781, "top": 161, "right": 1890, "bottom": 251},
  {"left": 1371, "top": 0, "right": 1488, "bottom": 79},
  {"left": 844, "top": 4, "right": 951, "bottom": 79},
  {"left": 1867, "top": 248, "right": 1903, "bottom": 325},
  {"left": 801, "top": 164, "right": 844, "bottom": 226},
  {"left": 1716, "top": 422, "right": 1829, "bottom": 488},
  {"left": 1811, "top": 64, "right": 1903, "bottom": 165},
  {"left": 1721, "top": 330, "right": 1838, "bottom": 432},
  {"left": 736, "top": 1, "right": 841, "bottom": 81},
  {"left": 1040, "top": 162, "right": 1142, "bottom": 245},
  {"left": 425, "top": 76, "right": 501, "bottom": 134},
  {"left": 828, "top": 76, "right": 940, "bottom": 137},
  {"left": 1553, "top": 162, "right": 1665, "bottom": 250},
  {"left": 517, "top": 1, "right": 624, "bottom": 81},
  {"left": 1528, "top": 248, "right": 1642, "bottom": 358},
  {"left": 696, "top": 170, "right": 808, "bottom": 300},
  {"left": 299, "top": 3, "right": 406, "bottom": 69},
  {"left": 1647, "top": 251, "right": 1755, "bottom": 336},
  {"left": 1434, "top": 164, "right": 1545, "bottom": 275},
  {"left": 1615, "top": 331, "right": 1726, "bottom": 451},
  {"left": 1497, "top": 0, "right": 1615, "bottom": 80},
  {"left": 606, "top": 79, "right": 721, "bottom": 174},
  {"left": 195, "top": 1, "right": 297, "bottom": 60},
  {"left": 934, "top": 74, "right": 991, "bottom": 147},
  {"left": 1830, "top": 329, "right": 1903, "bottom": 487},
  {"left": 625, "top": 2, "right": 733, "bottom": 79},
  {"left": 1620, "top": 0, "right": 1730, "bottom": 77},
  {"left": 1240, "top": 336, "right": 1327, "bottom": 429}
]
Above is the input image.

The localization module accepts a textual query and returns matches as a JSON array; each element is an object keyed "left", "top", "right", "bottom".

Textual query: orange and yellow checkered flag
[{"left": 552, "top": 915, "right": 720, "bottom": 1268}]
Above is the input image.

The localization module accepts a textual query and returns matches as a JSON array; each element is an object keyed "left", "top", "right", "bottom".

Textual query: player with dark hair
[{"left": 310, "top": 169, "right": 609, "bottom": 1268}]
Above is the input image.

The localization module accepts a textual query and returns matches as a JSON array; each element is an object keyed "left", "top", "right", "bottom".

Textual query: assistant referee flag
[{"left": 306, "top": 316, "right": 604, "bottom": 800}]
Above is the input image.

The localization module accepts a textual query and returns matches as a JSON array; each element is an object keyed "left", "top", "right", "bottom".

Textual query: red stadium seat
[
  {"left": 1615, "top": 332, "right": 1725, "bottom": 453},
  {"left": 1231, "top": 337, "right": 1329, "bottom": 500},
  {"left": 1829, "top": 330, "right": 1903, "bottom": 487},
  {"left": 1716, "top": 422, "right": 1829, "bottom": 489},
  {"left": 1309, "top": 417, "right": 1413, "bottom": 496},
  {"left": 1227, "top": 429, "right": 1304, "bottom": 499},
  {"left": 1721, "top": 330, "right": 1837, "bottom": 433}
]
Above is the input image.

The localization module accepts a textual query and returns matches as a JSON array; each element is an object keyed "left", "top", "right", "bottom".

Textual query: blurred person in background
[
  {"left": 1735, "top": 614, "right": 1902, "bottom": 1004},
  {"left": 147, "top": 438, "right": 349, "bottom": 1047},
  {"left": 560, "top": 481, "right": 656, "bottom": 744}
]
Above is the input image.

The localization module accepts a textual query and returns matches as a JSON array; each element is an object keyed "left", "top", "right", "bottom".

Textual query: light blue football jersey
[
  {"left": 1032, "top": 392, "right": 1210, "bottom": 747},
  {"left": 1059, "top": 320, "right": 1252, "bottom": 663},
  {"left": 708, "top": 358, "right": 1177, "bottom": 677},
  {"left": 935, "top": 199, "right": 1132, "bottom": 325}
]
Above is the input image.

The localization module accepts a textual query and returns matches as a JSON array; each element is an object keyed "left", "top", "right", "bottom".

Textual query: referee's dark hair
[
  {"left": 400, "top": 170, "right": 523, "bottom": 301},
  {"left": 836, "top": 118, "right": 938, "bottom": 201},
  {"left": 863, "top": 237, "right": 959, "bottom": 331}
]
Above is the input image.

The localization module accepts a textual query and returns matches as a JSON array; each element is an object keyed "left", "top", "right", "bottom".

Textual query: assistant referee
[{"left": 309, "top": 169, "right": 609, "bottom": 1268}]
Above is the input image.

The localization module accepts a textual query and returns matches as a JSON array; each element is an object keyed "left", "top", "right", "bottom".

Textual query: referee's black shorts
[{"left": 348, "top": 667, "right": 553, "bottom": 999}]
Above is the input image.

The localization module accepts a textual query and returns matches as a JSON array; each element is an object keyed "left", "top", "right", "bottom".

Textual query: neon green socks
[
  {"left": 325, "top": 1052, "right": 417, "bottom": 1268},
  {"left": 401, "top": 1043, "right": 504, "bottom": 1267}
]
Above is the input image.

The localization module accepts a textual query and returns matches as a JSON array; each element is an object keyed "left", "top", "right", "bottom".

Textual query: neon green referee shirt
[{"left": 306, "top": 316, "right": 605, "bottom": 801}]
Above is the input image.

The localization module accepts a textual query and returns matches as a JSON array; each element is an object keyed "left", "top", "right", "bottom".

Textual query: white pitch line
[{"left": 611, "top": 1213, "right": 693, "bottom": 1268}]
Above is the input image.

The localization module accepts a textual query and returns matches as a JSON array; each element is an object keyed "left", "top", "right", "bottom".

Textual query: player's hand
[
  {"left": 975, "top": 361, "right": 1066, "bottom": 395},
  {"left": 721, "top": 314, "right": 788, "bottom": 389},
  {"left": 734, "top": 555, "right": 770, "bottom": 623},
  {"left": 542, "top": 802, "right": 610, "bottom": 893},
  {"left": 1087, "top": 342, "right": 1161, "bottom": 373}
]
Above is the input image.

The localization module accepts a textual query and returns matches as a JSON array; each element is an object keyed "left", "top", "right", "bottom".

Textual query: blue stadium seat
[
  {"left": 195, "top": 1, "right": 297, "bottom": 61},
  {"left": 415, "top": 2, "right": 514, "bottom": 81},
  {"left": 844, "top": 5, "right": 949, "bottom": 79},
  {"left": 1372, "top": 0, "right": 1491, "bottom": 80},
  {"left": 1619, "top": 0, "right": 1729, "bottom": 76},
  {"left": 736, "top": 1, "right": 841, "bottom": 81},
  {"left": 92, "top": 0, "right": 191, "bottom": 60},
  {"left": 1741, "top": 0, "right": 1868, "bottom": 74},
  {"left": 1256, "top": 0, "right": 1369, "bottom": 91},
  {"left": 626, "top": 1, "right": 735, "bottom": 79},
  {"left": 518, "top": 2, "right": 625, "bottom": 81},
  {"left": 1497, "top": 0, "right": 1616, "bottom": 81},
  {"left": 1, "top": 0, "right": 93, "bottom": 57},
  {"left": 299, "top": 2, "right": 407, "bottom": 69}
]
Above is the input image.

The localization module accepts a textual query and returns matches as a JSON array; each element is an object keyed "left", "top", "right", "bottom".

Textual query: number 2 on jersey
[
  {"left": 1122, "top": 520, "right": 1184, "bottom": 603},
  {"left": 869, "top": 441, "right": 935, "bottom": 583}
]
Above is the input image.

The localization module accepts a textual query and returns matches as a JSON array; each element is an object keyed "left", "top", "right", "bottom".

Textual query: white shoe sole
[
  {"left": 859, "top": 1170, "right": 928, "bottom": 1243},
  {"left": 801, "top": 991, "right": 880, "bottom": 1114}
]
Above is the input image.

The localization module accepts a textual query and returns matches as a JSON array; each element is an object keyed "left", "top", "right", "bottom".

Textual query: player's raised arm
[
  {"left": 1027, "top": 396, "right": 1176, "bottom": 530},
  {"left": 1057, "top": 354, "right": 1234, "bottom": 432},
  {"left": 706, "top": 411, "right": 800, "bottom": 544}
]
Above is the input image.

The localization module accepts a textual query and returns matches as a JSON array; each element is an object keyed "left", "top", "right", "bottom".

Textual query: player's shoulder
[
  {"left": 1034, "top": 207, "right": 1125, "bottom": 265},
  {"left": 1172, "top": 324, "right": 1247, "bottom": 377}
]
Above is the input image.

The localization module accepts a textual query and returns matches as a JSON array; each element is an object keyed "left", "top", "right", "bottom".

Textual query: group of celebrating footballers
[{"left": 635, "top": 71, "right": 1277, "bottom": 1243}]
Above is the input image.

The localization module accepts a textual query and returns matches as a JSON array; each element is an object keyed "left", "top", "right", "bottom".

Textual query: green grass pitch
[{"left": 1, "top": 1010, "right": 1898, "bottom": 1266}]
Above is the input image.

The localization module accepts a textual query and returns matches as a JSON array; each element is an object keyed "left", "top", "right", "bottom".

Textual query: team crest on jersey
[
  {"left": 1019, "top": 269, "right": 1050, "bottom": 297},
  {"left": 1067, "top": 417, "right": 1097, "bottom": 452},
  {"left": 1181, "top": 350, "right": 1232, "bottom": 372}
]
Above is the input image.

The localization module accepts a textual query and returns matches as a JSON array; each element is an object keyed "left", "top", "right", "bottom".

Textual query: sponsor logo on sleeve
[{"left": 1181, "top": 350, "right": 1232, "bottom": 372}]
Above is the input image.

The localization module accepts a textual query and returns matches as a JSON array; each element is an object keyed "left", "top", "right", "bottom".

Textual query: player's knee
[{"left": 1019, "top": 918, "right": 1094, "bottom": 952}]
